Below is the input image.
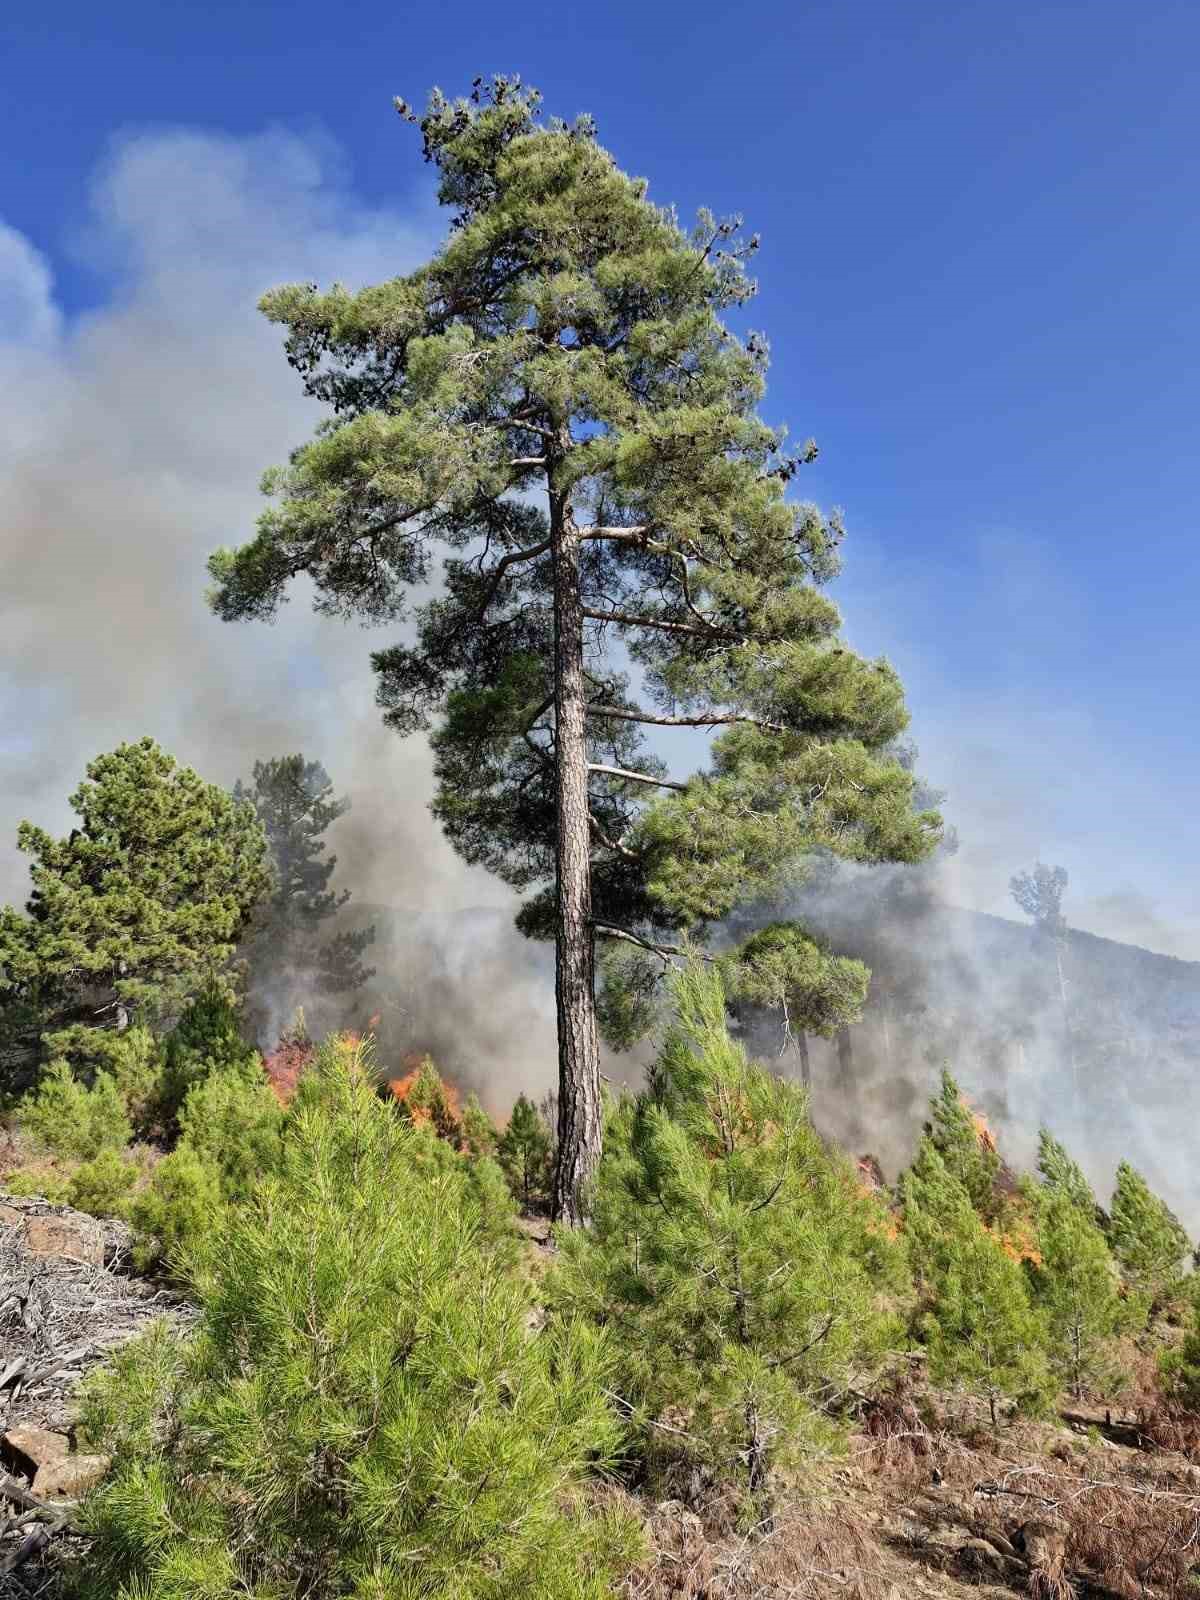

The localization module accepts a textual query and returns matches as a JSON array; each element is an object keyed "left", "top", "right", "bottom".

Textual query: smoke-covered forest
[{"left": 5, "top": 56, "right": 1200, "bottom": 1600}]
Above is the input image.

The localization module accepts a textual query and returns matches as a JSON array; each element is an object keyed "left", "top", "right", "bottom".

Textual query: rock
[
  {"left": 24, "top": 1214, "right": 104, "bottom": 1267},
  {"left": 0, "top": 1204, "right": 24, "bottom": 1230},
  {"left": 2, "top": 1426, "right": 69, "bottom": 1476},
  {"left": 32, "top": 1453, "right": 111, "bottom": 1500}
]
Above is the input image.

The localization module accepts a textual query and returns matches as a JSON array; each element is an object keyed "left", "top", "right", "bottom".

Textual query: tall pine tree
[
  {"left": 208, "top": 77, "right": 939, "bottom": 1219},
  {"left": 1107, "top": 1161, "right": 1191, "bottom": 1310},
  {"left": 235, "top": 756, "right": 375, "bottom": 1039}
]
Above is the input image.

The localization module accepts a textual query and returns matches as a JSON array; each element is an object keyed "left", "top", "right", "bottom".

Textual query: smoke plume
[{"left": 0, "top": 125, "right": 544, "bottom": 1103}]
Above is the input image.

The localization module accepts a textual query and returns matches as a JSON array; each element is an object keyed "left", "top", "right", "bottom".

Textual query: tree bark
[
  {"left": 549, "top": 484, "right": 603, "bottom": 1224},
  {"left": 836, "top": 1025, "right": 854, "bottom": 1090},
  {"left": 795, "top": 1029, "right": 811, "bottom": 1088}
]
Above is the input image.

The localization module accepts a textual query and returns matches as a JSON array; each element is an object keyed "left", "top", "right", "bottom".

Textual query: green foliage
[
  {"left": 175, "top": 1058, "right": 283, "bottom": 1205},
  {"left": 102, "top": 1027, "right": 167, "bottom": 1138},
  {"left": 395, "top": 1055, "right": 464, "bottom": 1144},
  {"left": 1160, "top": 1284, "right": 1200, "bottom": 1409},
  {"left": 160, "top": 985, "right": 259, "bottom": 1126},
  {"left": 1107, "top": 1161, "right": 1191, "bottom": 1309},
  {"left": 720, "top": 921, "right": 870, "bottom": 1039},
  {"left": 20, "top": 1061, "right": 131, "bottom": 1161},
  {"left": 127, "top": 1146, "right": 228, "bottom": 1275},
  {"left": 0, "top": 740, "right": 269, "bottom": 1071},
  {"left": 1010, "top": 863, "right": 1068, "bottom": 938},
  {"left": 73, "top": 1041, "right": 640, "bottom": 1600},
  {"left": 901, "top": 1146, "right": 1052, "bottom": 1426},
  {"left": 1037, "top": 1127, "right": 1097, "bottom": 1215},
  {"left": 3, "top": 1164, "right": 71, "bottom": 1203},
  {"left": 205, "top": 75, "right": 939, "bottom": 1072},
  {"left": 235, "top": 755, "right": 375, "bottom": 1029},
  {"left": 596, "top": 945, "right": 662, "bottom": 1051},
  {"left": 67, "top": 1148, "right": 140, "bottom": 1219},
  {"left": 551, "top": 963, "right": 907, "bottom": 1497},
  {"left": 498, "top": 1093, "right": 554, "bottom": 1210},
  {"left": 1028, "top": 1186, "right": 1135, "bottom": 1397},
  {"left": 921, "top": 1070, "right": 1000, "bottom": 1220},
  {"left": 460, "top": 1091, "right": 498, "bottom": 1158}
]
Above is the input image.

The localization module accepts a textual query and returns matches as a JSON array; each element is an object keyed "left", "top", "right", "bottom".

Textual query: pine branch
[
  {"left": 587, "top": 762, "right": 686, "bottom": 792},
  {"left": 474, "top": 535, "right": 553, "bottom": 618},
  {"left": 587, "top": 703, "right": 784, "bottom": 734},
  {"left": 582, "top": 606, "right": 742, "bottom": 642},
  {"left": 591, "top": 922, "right": 684, "bottom": 963}
]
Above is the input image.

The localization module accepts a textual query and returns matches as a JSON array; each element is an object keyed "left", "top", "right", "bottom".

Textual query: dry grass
[{"left": 612, "top": 1487, "right": 896, "bottom": 1600}]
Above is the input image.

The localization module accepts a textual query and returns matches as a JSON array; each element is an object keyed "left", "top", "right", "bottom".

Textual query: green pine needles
[
  {"left": 551, "top": 963, "right": 906, "bottom": 1502},
  {"left": 0, "top": 739, "right": 269, "bottom": 1083},
  {"left": 901, "top": 1143, "right": 1053, "bottom": 1428},
  {"left": 72, "top": 1040, "right": 641, "bottom": 1600},
  {"left": 206, "top": 73, "right": 940, "bottom": 1219},
  {"left": 1106, "top": 1159, "right": 1192, "bottom": 1310}
]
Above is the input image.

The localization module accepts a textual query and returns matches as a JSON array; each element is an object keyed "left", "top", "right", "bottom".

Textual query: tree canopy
[
  {"left": 208, "top": 75, "right": 940, "bottom": 1218},
  {"left": 0, "top": 739, "right": 269, "bottom": 1083},
  {"left": 235, "top": 755, "right": 375, "bottom": 1039}
]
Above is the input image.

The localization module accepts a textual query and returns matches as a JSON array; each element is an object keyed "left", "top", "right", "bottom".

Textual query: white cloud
[{"left": 0, "top": 221, "right": 60, "bottom": 348}]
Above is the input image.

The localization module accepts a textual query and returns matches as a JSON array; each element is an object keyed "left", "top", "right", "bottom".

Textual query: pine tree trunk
[
  {"left": 549, "top": 486, "right": 603, "bottom": 1224},
  {"left": 795, "top": 1029, "right": 811, "bottom": 1088},
  {"left": 836, "top": 1025, "right": 854, "bottom": 1089}
]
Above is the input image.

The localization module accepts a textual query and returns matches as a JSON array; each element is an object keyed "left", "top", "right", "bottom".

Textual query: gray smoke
[
  {"left": 0, "top": 125, "right": 544, "bottom": 1103},
  {"left": 738, "top": 857, "right": 1200, "bottom": 1234}
]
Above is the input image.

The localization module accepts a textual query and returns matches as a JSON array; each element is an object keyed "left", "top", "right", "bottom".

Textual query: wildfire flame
[
  {"left": 387, "top": 1052, "right": 464, "bottom": 1128},
  {"left": 971, "top": 1110, "right": 999, "bottom": 1156}
]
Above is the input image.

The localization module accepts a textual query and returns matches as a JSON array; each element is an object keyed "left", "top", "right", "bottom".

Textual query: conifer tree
[
  {"left": 159, "top": 983, "right": 261, "bottom": 1124},
  {"left": 498, "top": 1091, "right": 554, "bottom": 1209},
  {"left": 0, "top": 740, "right": 269, "bottom": 1079},
  {"left": 720, "top": 921, "right": 869, "bottom": 1072},
  {"left": 552, "top": 963, "right": 906, "bottom": 1499},
  {"left": 235, "top": 755, "right": 375, "bottom": 1033},
  {"left": 1010, "top": 861, "right": 1074, "bottom": 1086},
  {"left": 923, "top": 1069, "right": 1000, "bottom": 1219},
  {"left": 1037, "top": 1126, "right": 1097, "bottom": 1216},
  {"left": 207, "top": 76, "right": 940, "bottom": 1220},
  {"left": 901, "top": 1146, "right": 1051, "bottom": 1428},
  {"left": 75, "top": 1041, "right": 638, "bottom": 1599},
  {"left": 461, "top": 1090, "right": 499, "bottom": 1158},
  {"left": 1107, "top": 1161, "right": 1191, "bottom": 1309},
  {"left": 1028, "top": 1186, "right": 1132, "bottom": 1397},
  {"left": 396, "top": 1055, "right": 464, "bottom": 1144}
]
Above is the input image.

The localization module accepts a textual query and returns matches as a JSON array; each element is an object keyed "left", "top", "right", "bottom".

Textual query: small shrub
[
  {"left": 498, "top": 1093, "right": 554, "bottom": 1210},
  {"left": 901, "top": 1143, "right": 1053, "bottom": 1426},
  {"left": 924, "top": 1069, "right": 1000, "bottom": 1219},
  {"left": 103, "top": 1026, "right": 167, "bottom": 1138},
  {"left": 159, "top": 985, "right": 258, "bottom": 1125},
  {"left": 67, "top": 1148, "right": 140, "bottom": 1219},
  {"left": 3, "top": 1163, "right": 72, "bottom": 1203},
  {"left": 1027, "top": 1185, "right": 1136, "bottom": 1397},
  {"left": 175, "top": 1057, "right": 282, "bottom": 1204},
  {"left": 128, "top": 1145, "right": 227, "bottom": 1274},
  {"left": 73, "top": 1040, "right": 640, "bottom": 1600},
  {"left": 461, "top": 1091, "right": 499, "bottom": 1158},
  {"left": 552, "top": 963, "right": 907, "bottom": 1502},
  {"left": 20, "top": 1061, "right": 131, "bottom": 1161}
]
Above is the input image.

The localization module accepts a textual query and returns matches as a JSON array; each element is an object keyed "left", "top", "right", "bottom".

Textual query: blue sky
[{"left": 2, "top": 0, "right": 1199, "bottom": 951}]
